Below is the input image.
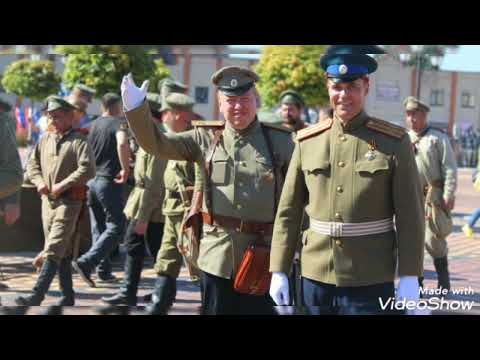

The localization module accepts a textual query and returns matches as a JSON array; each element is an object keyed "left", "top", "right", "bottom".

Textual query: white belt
[{"left": 310, "top": 217, "right": 394, "bottom": 237}]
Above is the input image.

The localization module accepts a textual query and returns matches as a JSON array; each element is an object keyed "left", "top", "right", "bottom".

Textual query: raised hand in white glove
[
  {"left": 269, "top": 272, "right": 290, "bottom": 306},
  {"left": 121, "top": 73, "right": 149, "bottom": 111}
]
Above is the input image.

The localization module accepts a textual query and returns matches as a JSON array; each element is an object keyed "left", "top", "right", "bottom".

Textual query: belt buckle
[{"left": 330, "top": 222, "right": 343, "bottom": 237}]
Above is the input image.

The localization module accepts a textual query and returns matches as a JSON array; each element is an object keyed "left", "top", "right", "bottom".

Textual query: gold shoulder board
[
  {"left": 192, "top": 120, "right": 225, "bottom": 127},
  {"left": 365, "top": 118, "right": 406, "bottom": 139},
  {"left": 297, "top": 118, "right": 333, "bottom": 142}
]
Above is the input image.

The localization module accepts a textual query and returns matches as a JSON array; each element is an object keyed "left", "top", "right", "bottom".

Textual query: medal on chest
[{"left": 365, "top": 139, "right": 377, "bottom": 161}]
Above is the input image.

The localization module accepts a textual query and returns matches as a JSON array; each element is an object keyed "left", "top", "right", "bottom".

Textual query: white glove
[
  {"left": 396, "top": 276, "right": 420, "bottom": 315},
  {"left": 121, "top": 73, "right": 149, "bottom": 111},
  {"left": 395, "top": 276, "right": 420, "bottom": 302},
  {"left": 269, "top": 272, "right": 290, "bottom": 306}
]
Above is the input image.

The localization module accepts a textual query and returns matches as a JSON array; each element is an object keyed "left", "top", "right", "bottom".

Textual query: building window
[
  {"left": 461, "top": 91, "right": 475, "bottom": 108},
  {"left": 376, "top": 81, "right": 400, "bottom": 102},
  {"left": 430, "top": 89, "right": 444, "bottom": 107},
  {"left": 195, "top": 87, "right": 209, "bottom": 104}
]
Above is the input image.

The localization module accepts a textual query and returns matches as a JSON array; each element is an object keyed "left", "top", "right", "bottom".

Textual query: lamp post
[{"left": 399, "top": 45, "right": 443, "bottom": 99}]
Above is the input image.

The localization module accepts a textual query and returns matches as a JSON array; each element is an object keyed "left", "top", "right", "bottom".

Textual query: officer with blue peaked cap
[
  {"left": 320, "top": 45, "right": 386, "bottom": 83},
  {"left": 269, "top": 45, "right": 425, "bottom": 315}
]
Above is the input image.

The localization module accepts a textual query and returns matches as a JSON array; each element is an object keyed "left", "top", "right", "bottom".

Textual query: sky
[{"left": 228, "top": 45, "right": 480, "bottom": 73}]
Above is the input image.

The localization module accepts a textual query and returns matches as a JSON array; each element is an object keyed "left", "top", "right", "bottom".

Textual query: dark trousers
[
  {"left": 124, "top": 220, "right": 165, "bottom": 261},
  {"left": 302, "top": 277, "right": 396, "bottom": 315},
  {"left": 200, "top": 271, "right": 276, "bottom": 315},
  {"left": 80, "top": 177, "right": 126, "bottom": 276}
]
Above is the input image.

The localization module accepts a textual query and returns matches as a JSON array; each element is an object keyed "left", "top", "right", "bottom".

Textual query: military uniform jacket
[
  {"left": 161, "top": 124, "right": 203, "bottom": 216},
  {"left": 163, "top": 160, "right": 203, "bottom": 216},
  {"left": 124, "top": 145, "right": 167, "bottom": 223},
  {"left": 270, "top": 111, "right": 425, "bottom": 287},
  {"left": 26, "top": 129, "right": 96, "bottom": 203},
  {"left": 408, "top": 127, "right": 457, "bottom": 201},
  {"left": 0, "top": 113, "right": 23, "bottom": 204},
  {"left": 126, "top": 101, "right": 294, "bottom": 279}
]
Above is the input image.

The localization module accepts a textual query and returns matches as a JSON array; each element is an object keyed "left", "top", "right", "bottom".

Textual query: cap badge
[
  {"left": 339, "top": 64, "right": 348, "bottom": 75},
  {"left": 230, "top": 79, "right": 238, "bottom": 87}
]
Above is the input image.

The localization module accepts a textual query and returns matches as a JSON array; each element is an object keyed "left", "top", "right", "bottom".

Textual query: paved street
[{"left": 1, "top": 168, "right": 480, "bottom": 315}]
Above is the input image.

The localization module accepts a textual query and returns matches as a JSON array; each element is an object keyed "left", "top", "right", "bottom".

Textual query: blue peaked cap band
[{"left": 326, "top": 64, "right": 368, "bottom": 78}]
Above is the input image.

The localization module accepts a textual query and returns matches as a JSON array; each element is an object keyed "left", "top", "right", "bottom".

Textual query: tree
[
  {"left": 1, "top": 59, "right": 61, "bottom": 101},
  {"left": 148, "top": 58, "right": 171, "bottom": 92},
  {"left": 254, "top": 45, "right": 329, "bottom": 109},
  {"left": 56, "top": 45, "right": 169, "bottom": 96}
]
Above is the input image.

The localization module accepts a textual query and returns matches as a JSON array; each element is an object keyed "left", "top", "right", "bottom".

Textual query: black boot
[
  {"left": 434, "top": 256, "right": 451, "bottom": 292},
  {"left": 101, "top": 255, "right": 143, "bottom": 306},
  {"left": 57, "top": 258, "right": 75, "bottom": 306},
  {"left": 15, "top": 259, "right": 58, "bottom": 306},
  {"left": 418, "top": 277, "right": 424, "bottom": 299},
  {"left": 145, "top": 275, "right": 175, "bottom": 315}
]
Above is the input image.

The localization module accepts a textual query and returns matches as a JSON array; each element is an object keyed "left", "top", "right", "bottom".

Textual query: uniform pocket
[
  {"left": 302, "top": 159, "right": 330, "bottom": 175},
  {"left": 355, "top": 159, "right": 389, "bottom": 175},
  {"left": 211, "top": 155, "right": 231, "bottom": 185}
]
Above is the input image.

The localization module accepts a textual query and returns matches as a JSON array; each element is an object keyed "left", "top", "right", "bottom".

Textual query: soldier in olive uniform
[
  {"left": 146, "top": 93, "right": 204, "bottom": 315},
  {"left": 159, "top": 78, "right": 205, "bottom": 121},
  {"left": 269, "top": 45, "right": 425, "bottom": 315},
  {"left": 278, "top": 90, "right": 306, "bottom": 132},
  {"left": 70, "top": 83, "right": 97, "bottom": 128},
  {"left": 0, "top": 97, "right": 16, "bottom": 135},
  {"left": 121, "top": 66, "right": 295, "bottom": 315},
  {"left": 404, "top": 96, "right": 457, "bottom": 292},
  {"left": 101, "top": 95, "right": 168, "bottom": 307},
  {"left": 17, "top": 97, "right": 95, "bottom": 306},
  {"left": 0, "top": 101, "right": 23, "bottom": 301}
]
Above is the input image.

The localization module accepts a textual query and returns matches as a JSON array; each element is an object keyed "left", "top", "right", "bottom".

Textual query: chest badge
[{"left": 365, "top": 139, "right": 377, "bottom": 161}]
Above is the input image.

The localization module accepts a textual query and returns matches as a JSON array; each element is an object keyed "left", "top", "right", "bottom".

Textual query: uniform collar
[
  {"left": 334, "top": 110, "right": 368, "bottom": 133},
  {"left": 54, "top": 127, "right": 74, "bottom": 141},
  {"left": 416, "top": 125, "right": 431, "bottom": 138},
  {"left": 225, "top": 116, "right": 260, "bottom": 138}
]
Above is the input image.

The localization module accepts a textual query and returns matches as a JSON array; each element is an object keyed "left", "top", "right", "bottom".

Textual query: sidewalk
[{"left": 1, "top": 168, "right": 480, "bottom": 315}]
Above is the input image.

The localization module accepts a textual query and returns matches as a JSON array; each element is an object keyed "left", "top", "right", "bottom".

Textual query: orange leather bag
[{"left": 233, "top": 244, "right": 272, "bottom": 296}]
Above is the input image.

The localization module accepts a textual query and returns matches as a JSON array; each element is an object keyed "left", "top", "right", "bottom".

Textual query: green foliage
[
  {"left": 1, "top": 59, "right": 61, "bottom": 101},
  {"left": 148, "top": 58, "right": 171, "bottom": 92},
  {"left": 255, "top": 45, "right": 329, "bottom": 109},
  {"left": 57, "top": 45, "right": 162, "bottom": 96}
]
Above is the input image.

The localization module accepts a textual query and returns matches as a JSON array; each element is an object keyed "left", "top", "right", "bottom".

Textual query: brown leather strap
[
  {"left": 431, "top": 180, "right": 444, "bottom": 188},
  {"left": 204, "top": 128, "right": 224, "bottom": 217},
  {"left": 202, "top": 212, "right": 273, "bottom": 235},
  {"left": 168, "top": 189, "right": 194, "bottom": 200},
  {"left": 260, "top": 124, "right": 279, "bottom": 215}
]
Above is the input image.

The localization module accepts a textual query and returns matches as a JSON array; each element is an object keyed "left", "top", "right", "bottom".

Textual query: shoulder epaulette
[
  {"left": 192, "top": 120, "right": 225, "bottom": 128},
  {"left": 296, "top": 118, "right": 333, "bottom": 142},
  {"left": 365, "top": 118, "right": 406, "bottom": 139},
  {"left": 261, "top": 122, "right": 294, "bottom": 133}
]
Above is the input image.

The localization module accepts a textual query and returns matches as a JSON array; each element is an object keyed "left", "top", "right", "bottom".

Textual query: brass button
[
  {"left": 338, "top": 161, "right": 345, "bottom": 168},
  {"left": 335, "top": 213, "right": 342, "bottom": 220},
  {"left": 339, "top": 135, "right": 347, "bottom": 142},
  {"left": 335, "top": 240, "right": 342, "bottom": 246},
  {"left": 336, "top": 186, "right": 343, "bottom": 193}
]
